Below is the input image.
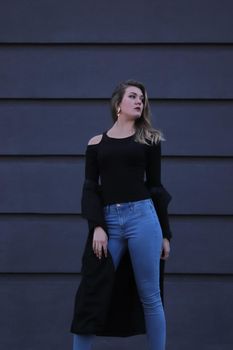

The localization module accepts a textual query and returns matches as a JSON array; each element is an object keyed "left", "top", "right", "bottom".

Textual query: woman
[{"left": 70, "top": 79, "right": 172, "bottom": 350}]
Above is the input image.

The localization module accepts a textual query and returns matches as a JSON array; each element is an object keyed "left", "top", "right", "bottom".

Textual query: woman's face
[{"left": 118, "top": 86, "right": 144, "bottom": 119}]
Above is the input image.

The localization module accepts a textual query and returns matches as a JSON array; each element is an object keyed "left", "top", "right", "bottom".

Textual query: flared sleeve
[
  {"left": 81, "top": 144, "right": 108, "bottom": 236},
  {"left": 145, "top": 140, "right": 173, "bottom": 241}
]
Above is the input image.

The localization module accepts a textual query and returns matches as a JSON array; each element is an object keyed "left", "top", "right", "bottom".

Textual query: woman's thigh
[
  {"left": 125, "top": 199, "right": 163, "bottom": 297},
  {"left": 103, "top": 206, "right": 128, "bottom": 270},
  {"left": 103, "top": 199, "right": 163, "bottom": 282}
]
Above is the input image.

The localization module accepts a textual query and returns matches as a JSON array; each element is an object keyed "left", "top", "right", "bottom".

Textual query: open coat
[{"left": 70, "top": 178, "right": 172, "bottom": 337}]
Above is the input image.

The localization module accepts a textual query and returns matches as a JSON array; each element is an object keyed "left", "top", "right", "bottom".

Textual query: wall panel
[
  {"left": 0, "top": 158, "right": 232, "bottom": 214},
  {"left": 0, "top": 274, "right": 232, "bottom": 350},
  {"left": 0, "top": 45, "right": 232, "bottom": 98},
  {"left": 0, "top": 100, "right": 232, "bottom": 156},
  {"left": 0, "top": 216, "right": 232, "bottom": 274},
  {"left": 0, "top": 0, "right": 232, "bottom": 43}
]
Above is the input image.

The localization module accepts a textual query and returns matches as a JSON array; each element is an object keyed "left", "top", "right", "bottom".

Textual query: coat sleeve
[
  {"left": 145, "top": 140, "right": 173, "bottom": 241},
  {"left": 81, "top": 145, "right": 108, "bottom": 236}
]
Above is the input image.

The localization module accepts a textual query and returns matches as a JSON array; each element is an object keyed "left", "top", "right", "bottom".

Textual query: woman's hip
[{"left": 103, "top": 198, "right": 163, "bottom": 241}]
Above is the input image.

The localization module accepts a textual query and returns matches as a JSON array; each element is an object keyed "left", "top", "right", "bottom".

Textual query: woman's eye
[{"left": 129, "top": 95, "right": 144, "bottom": 102}]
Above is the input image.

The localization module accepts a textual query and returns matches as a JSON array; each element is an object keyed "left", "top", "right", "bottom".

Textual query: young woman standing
[{"left": 70, "top": 79, "right": 172, "bottom": 350}]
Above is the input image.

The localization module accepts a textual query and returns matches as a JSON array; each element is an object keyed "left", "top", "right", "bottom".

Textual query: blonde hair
[{"left": 110, "top": 79, "right": 166, "bottom": 145}]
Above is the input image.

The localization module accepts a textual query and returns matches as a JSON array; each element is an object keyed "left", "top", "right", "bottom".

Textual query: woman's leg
[
  {"left": 72, "top": 334, "right": 95, "bottom": 350},
  {"left": 103, "top": 203, "right": 129, "bottom": 270},
  {"left": 125, "top": 199, "right": 166, "bottom": 350},
  {"left": 73, "top": 334, "right": 95, "bottom": 350}
]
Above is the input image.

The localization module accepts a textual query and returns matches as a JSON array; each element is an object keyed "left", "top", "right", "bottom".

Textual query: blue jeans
[{"left": 73, "top": 198, "right": 166, "bottom": 350}]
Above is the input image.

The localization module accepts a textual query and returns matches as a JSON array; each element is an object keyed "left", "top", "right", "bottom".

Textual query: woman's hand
[
  {"left": 92, "top": 226, "right": 108, "bottom": 259},
  {"left": 161, "top": 238, "right": 170, "bottom": 260}
]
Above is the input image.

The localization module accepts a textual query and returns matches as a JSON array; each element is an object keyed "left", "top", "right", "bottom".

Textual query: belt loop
[
  {"left": 129, "top": 201, "right": 133, "bottom": 212},
  {"left": 104, "top": 205, "right": 109, "bottom": 214},
  {"left": 149, "top": 198, "right": 154, "bottom": 208}
]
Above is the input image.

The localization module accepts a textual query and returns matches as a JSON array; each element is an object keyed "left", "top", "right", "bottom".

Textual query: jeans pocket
[{"left": 132, "top": 201, "right": 151, "bottom": 218}]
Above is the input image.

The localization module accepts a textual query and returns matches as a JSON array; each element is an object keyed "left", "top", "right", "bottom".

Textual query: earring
[{"left": 117, "top": 107, "right": 121, "bottom": 117}]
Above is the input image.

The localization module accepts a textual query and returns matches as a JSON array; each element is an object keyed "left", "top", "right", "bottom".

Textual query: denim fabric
[{"left": 73, "top": 198, "right": 166, "bottom": 350}]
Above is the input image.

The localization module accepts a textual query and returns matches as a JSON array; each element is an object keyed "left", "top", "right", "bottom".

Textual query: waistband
[{"left": 103, "top": 198, "right": 153, "bottom": 212}]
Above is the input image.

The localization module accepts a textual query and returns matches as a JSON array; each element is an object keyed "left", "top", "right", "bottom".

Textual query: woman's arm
[
  {"left": 81, "top": 143, "right": 107, "bottom": 235},
  {"left": 145, "top": 140, "right": 173, "bottom": 241}
]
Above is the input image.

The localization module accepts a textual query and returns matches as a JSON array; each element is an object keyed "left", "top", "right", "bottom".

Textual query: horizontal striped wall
[
  {"left": 0, "top": 0, "right": 232, "bottom": 43},
  {"left": 0, "top": 100, "right": 232, "bottom": 155},
  {"left": 0, "top": 45, "right": 233, "bottom": 98},
  {"left": 0, "top": 1, "right": 233, "bottom": 350}
]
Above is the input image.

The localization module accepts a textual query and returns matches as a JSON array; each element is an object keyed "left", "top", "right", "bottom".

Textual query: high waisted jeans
[{"left": 73, "top": 198, "right": 166, "bottom": 350}]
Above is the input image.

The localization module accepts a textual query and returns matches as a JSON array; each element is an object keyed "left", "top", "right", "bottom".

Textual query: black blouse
[{"left": 82, "top": 130, "right": 172, "bottom": 240}]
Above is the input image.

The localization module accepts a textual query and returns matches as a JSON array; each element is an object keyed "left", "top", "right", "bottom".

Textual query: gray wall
[{"left": 0, "top": 1, "right": 233, "bottom": 349}]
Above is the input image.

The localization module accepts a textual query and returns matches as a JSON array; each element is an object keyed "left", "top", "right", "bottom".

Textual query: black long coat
[{"left": 70, "top": 179, "right": 172, "bottom": 337}]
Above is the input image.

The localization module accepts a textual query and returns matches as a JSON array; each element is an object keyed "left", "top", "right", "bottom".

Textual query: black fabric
[
  {"left": 70, "top": 132, "right": 172, "bottom": 336},
  {"left": 144, "top": 183, "right": 173, "bottom": 241},
  {"left": 82, "top": 131, "right": 172, "bottom": 240}
]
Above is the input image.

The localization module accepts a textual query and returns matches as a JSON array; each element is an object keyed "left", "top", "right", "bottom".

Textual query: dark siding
[
  {"left": 0, "top": 1, "right": 232, "bottom": 350},
  {"left": 0, "top": 100, "right": 232, "bottom": 155},
  {"left": 0, "top": 158, "right": 232, "bottom": 214},
  {"left": 1, "top": 216, "right": 232, "bottom": 274},
  {"left": 0, "top": 0, "right": 232, "bottom": 43},
  {"left": 0, "top": 45, "right": 233, "bottom": 98}
]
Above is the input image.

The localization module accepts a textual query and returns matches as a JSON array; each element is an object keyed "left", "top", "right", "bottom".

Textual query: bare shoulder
[{"left": 87, "top": 134, "right": 103, "bottom": 146}]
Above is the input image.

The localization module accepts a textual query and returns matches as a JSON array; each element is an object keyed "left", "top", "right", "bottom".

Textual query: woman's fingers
[
  {"left": 160, "top": 239, "right": 170, "bottom": 260},
  {"left": 103, "top": 244, "right": 108, "bottom": 258},
  {"left": 93, "top": 241, "right": 100, "bottom": 257},
  {"left": 93, "top": 240, "right": 108, "bottom": 259},
  {"left": 95, "top": 245, "right": 101, "bottom": 259},
  {"left": 161, "top": 249, "right": 169, "bottom": 260}
]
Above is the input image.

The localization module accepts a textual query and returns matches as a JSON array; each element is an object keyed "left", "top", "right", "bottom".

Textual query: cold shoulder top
[{"left": 83, "top": 130, "right": 172, "bottom": 240}]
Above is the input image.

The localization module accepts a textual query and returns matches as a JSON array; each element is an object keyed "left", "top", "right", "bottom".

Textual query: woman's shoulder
[{"left": 87, "top": 134, "right": 104, "bottom": 146}]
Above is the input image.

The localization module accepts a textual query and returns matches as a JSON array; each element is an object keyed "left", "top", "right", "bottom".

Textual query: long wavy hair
[{"left": 110, "top": 79, "right": 165, "bottom": 145}]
